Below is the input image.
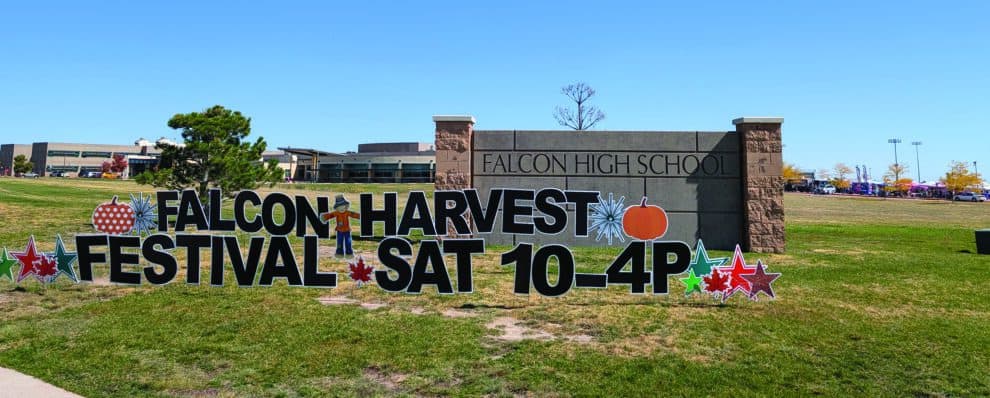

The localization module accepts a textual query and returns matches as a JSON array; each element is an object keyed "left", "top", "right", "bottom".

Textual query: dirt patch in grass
[
  {"left": 486, "top": 316, "right": 554, "bottom": 342},
  {"left": 564, "top": 334, "right": 595, "bottom": 343},
  {"left": 360, "top": 302, "right": 387, "bottom": 310},
  {"left": 363, "top": 366, "right": 408, "bottom": 392},
  {"left": 316, "top": 296, "right": 358, "bottom": 305},
  {"left": 442, "top": 308, "right": 477, "bottom": 318},
  {"left": 87, "top": 277, "right": 112, "bottom": 286}
]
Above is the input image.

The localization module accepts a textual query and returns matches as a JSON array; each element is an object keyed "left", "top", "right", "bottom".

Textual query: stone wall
[{"left": 432, "top": 116, "right": 785, "bottom": 253}]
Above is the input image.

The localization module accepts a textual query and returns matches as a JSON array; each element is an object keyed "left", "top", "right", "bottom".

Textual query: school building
[
  {"left": 0, "top": 139, "right": 165, "bottom": 177},
  {"left": 278, "top": 142, "right": 436, "bottom": 183},
  {"left": 1, "top": 139, "right": 435, "bottom": 183}
]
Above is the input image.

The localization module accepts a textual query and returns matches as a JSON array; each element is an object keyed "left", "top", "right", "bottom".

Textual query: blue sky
[{"left": 1, "top": 1, "right": 987, "bottom": 182}]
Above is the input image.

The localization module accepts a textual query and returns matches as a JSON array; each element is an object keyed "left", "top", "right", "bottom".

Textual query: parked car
[
  {"left": 21, "top": 172, "right": 39, "bottom": 178},
  {"left": 49, "top": 171, "right": 66, "bottom": 177},
  {"left": 815, "top": 184, "right": 837, "bottom": 195},
  {"left": 79, "top": 171, "right": 102, "bottom": 178},
  {"left": 953, "top": 192, "right": 986, "bottom": 202}
]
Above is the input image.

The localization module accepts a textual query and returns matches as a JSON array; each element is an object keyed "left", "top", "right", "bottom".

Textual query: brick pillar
[
  {"left": 434, "top": 115, "right": 475, "bottom": 237},
  {"left": 434, "top": 115, "right": 475, "bottom": 190},
  {"left": 734, "top": 117, "right": 785, "bottom": 253}
]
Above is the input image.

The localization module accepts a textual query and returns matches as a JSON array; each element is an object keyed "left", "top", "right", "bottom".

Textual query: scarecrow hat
[{"left": 333, "top": 194, "right": 350, "bottom": 208}]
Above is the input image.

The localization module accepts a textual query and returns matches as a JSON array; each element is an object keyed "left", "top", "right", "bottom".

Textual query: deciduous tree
[
  {"left": 554, "top": 83, "right": 605, "bottom": 130},
  {"left": 782, "top": 162, "right": 802, "bottom": 182},
  {"left": 110, "top": 153, "right": 128, "bottom": 173},
  {"left": 831, "top": 163, "right": 852, "bottom": 190},
  {"left": 941, "top": 161, "right": 981, "bottom": 194},
  {"left": 882, "top": 164, "right": 913, "bottom": 196},
  {"left": 13, "top": 154, "right": 33, "bottom": 174},
  {"left": 894, "top": 178, "right": 913, "bottom": 194},
  {"left": 135, "top": 105, "right": 283, "bottom": 199},
  {"left": 886, "top": 163, "right": 908, "bottom": 183},
  {"left": 817, "top": 169, "right": 832, "bottom": 182}
]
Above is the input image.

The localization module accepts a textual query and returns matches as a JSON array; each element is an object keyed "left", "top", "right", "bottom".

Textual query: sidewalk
[{"left": 0, "top": 367, "right": 82, "bottom": 398}]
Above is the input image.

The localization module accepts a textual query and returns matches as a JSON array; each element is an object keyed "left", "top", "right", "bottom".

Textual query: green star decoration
[
  {"left": 679, "top": 269, "right": 704, "bottom": 296},
  {"left": 52, "top": 235, "right": 78, "bottom": 282},
  {"left": 690, "top": 239, "right": 727, "bottom": 276},
  {"left": 0, "top": 247, "right": 15, "bottom": 281}
]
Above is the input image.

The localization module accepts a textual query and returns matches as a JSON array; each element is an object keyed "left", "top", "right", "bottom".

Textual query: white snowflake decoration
[
  {"left": 589, "top": 193, "right": 626, "bottom": 245},
  {"left": 129, "top": 192, "right": 158, "bottom": 235}
]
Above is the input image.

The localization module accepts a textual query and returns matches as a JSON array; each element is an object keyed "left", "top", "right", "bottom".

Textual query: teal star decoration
[
  {"left": 679, "top": 269, "right": 704, "bottom": 296},
  {"left": 52, "top": 234, "right": 78, "bottom": 282},
  {"left": 0, "top": 247, "right": 15, "bottom": 281},
  {"left": 689, "top": 239, "right": 727, "bottom": 276}
]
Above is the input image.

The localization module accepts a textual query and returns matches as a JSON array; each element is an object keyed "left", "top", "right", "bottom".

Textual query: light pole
[
  {"left": 888, "top": 138, "right": 902, "bottom": 180},
  {"left": 911, "top": 141, "right": 922, "bottom": 182}
]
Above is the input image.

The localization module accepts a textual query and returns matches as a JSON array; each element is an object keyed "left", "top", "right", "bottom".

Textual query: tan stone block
[
  {"left": 746, "top": 153, "right": 782, "bottom": 177},
  {"left": 436, "top": 160, "right": 458, "bottom": 171}
]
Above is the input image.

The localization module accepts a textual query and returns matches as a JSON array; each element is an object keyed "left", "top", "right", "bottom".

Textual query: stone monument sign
[{"left": 433, "top": 115, "right": 784, "bottom": 253}]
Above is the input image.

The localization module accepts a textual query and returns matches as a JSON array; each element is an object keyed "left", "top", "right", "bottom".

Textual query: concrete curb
[{"left": 0, "top": 367, "right": 83, "bottom": 398}]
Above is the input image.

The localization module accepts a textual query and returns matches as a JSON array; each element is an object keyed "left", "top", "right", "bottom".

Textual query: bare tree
[{"left": 554, "top": 82, "right": 605, "bottom": 130}]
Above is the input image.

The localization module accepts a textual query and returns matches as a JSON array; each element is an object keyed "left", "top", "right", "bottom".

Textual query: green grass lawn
[{"left": 1, "top": 178, "right": 988, "bottom": 397}]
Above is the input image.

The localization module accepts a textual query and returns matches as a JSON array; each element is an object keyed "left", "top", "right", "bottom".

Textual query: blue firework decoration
[
  {"left": 589, "top": 193, "right": 626, "bottom": 245},
  {"left": 129, "top": 193, "right": 157, "bottom": 235}
]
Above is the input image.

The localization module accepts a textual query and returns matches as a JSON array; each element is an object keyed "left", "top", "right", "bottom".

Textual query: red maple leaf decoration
[
  {"left": 348, "top": 257, "right": 374, "bottom": 286},
  {"left": 703, "top": 268, "right": 730, "bottom": 295},
  {"left": 35, "top": 255, "right": 58, "bottom": 282}
]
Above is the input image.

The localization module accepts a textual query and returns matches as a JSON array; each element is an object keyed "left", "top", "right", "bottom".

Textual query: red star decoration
[
  {"left": 11, "top": 236, "right": 42, "bottom": 283},
  {"left": 719, "top": 244, "right": 757, "bottom": 299},
  {"left": 348, "top": 257, "right": 374, "bottom": 287},
  {"left": 703, "top": 267, "right": 730, "bottom": 297}
]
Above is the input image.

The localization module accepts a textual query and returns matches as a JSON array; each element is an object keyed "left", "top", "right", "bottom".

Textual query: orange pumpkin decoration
[{"left": 622, "top": 196, "right": 668, "bottom": 240}]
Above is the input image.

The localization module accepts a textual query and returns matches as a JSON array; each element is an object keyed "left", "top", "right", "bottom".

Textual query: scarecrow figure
[{"left": 322, "top": 194, "right": 360, "bottom": 256}]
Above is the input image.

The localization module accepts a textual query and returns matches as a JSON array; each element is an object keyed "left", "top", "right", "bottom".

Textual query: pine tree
[{"left": 136, "top": 105, "right": 283, "bottom": 199}]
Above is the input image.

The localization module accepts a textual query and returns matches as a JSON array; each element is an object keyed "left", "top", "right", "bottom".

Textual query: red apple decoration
[
  {"left": 622, "top": 196, "right": 668, "bottom": 240},
  {"left": 92, "top": 195, "right": 135, "bottom": 235}
]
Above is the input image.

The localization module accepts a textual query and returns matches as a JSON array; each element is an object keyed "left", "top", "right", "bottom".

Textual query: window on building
[
  {"left": 47, "top": 150, "right": 80, "bottom": 157},
  {"left": 318, "top": 164, "right": 342, "bottom": 182},
  {"left": 402, "top": 163, "right": 433, "bottom": 182},
  {"left": 342, "top": 163, "right": 372, "bottom": 183},
  {"left": 372, "top": 163, "right": 399, "bottom": 182},
  {"left": 81, "top": 151, "right": 112, "bottom": 158}
]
